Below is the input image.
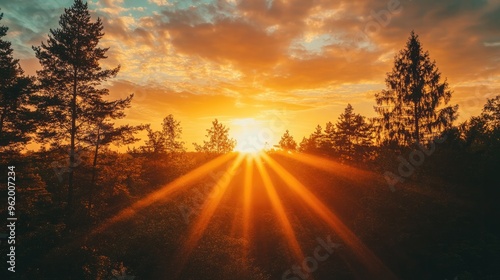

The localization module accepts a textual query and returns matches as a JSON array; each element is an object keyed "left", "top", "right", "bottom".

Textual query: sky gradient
[{"left": 1, "top": 0, "right": 499, "bottom": 150}]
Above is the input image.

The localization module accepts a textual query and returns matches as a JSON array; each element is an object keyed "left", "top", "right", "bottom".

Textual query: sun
[{"left": 231, "top": 118, "right": 267, "bottom": 155}]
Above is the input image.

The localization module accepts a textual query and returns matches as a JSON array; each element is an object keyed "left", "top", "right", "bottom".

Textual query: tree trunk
[
  {"left": 88, "top": 126, "right": 100, "bottom": 216},
  {"left": 0, "top": 109, "right": 5, "bottom": 141},
  {"left": 67, "top": 68, "right": 78, "bottom": 214},
  {"left": 414, "top": 101, "right": 420, "bottom": 145}
]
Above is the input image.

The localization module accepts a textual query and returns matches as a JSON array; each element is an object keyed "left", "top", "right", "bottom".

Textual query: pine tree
[
  {"left": 0, "top": 10, "right": 35, "bottom": 150},
  {"left": 299, "top": 125, "right": 324, "bottom": 153},
  {"left": 481, "top": 95, "right": 500, "bottom": 131},
  {"left": 374, "top": 31, "right": 457, "bottom": 146},
  {"left": 33, "top": 0, "right": 122, "bottom": 212},
  {"left": 322, "top": 121, "right": 336, "bottom": 154},
  {"left": 193, "top": 119, "right": 236, "bottom": 154},
  {"left": 279, "top": 130, "right": 297, "bottom": 152},
  {"left": 298, "top": 136, "right": 311, "bottom": 152},
  {"left": 335, "top": 104, "right": 373, "bottom": 161}
]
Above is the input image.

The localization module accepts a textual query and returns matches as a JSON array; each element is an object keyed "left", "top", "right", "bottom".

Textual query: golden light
[
  {"left": 242, "top": 156, "right": 254, "bottom": 264},
  {"left": 261, "top": 153, "right": 398, "bottom": 279},
  {"left": 172, "top": 154, "right": 245, "bottom": 277},
  {"left": 254, "top": 156, "right": 305, "bottom": 262},
  {"left": 91, "top": 153, "right": 236, "bottom": 235},
  {"left": 231, "top": 118, "right": 267, "bottom": 154}
]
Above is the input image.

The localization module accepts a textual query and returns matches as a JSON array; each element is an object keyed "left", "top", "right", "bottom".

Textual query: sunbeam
[
  {"left": 255, "top": 155, "right": 305, "bottom": 263},
  {"left": 172, "top": 154, "right": 245, "bottom": 277},
  {"left": 91, "top": 153, "right": 237, "bottom": 235},
  {"left": 261, "top": 153, "right": 398, "bottom": 279},
  {"left": 242, "top": 155, "right": 254, "bottom": 264},
  {"left": 277, "top": 151, "right": 380, "bottom": 186}
]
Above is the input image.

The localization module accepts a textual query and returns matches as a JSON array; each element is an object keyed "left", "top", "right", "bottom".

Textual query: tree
[
  {"left": 193, "top": 119, "right": 236, "bottom": 154},
  {"left": 278, "top": 130, "right": 297, "bottom": 152},
  {"left": 162, "top": 114, "right": 185, "bottom": 154},
  {"left": 374, "top": 31, "right": 457, "bottom": 146},
  {"left": 140, "top": 114, "right": 185, "bottom": 155},
  {"left": 299, "top": 125, "right": 324, "bottom": 153},
  {"left": 0, "top": 10, "right": 35, "bottom": 150},
  {"left": 334, "top": 104, "right": 373, "bottom": 161},
  {"left": 481, "top": 95, "right": 500, "bottom": 131},
  {"left": 462, "top": 95, "right": 500, "bottom": 149},
  {"left": 33, "top": 0, "right": 123, "bottom": 212},
  {"left": 83, "top": 116, "right": 143, "bottom": 215},
  {"left": 321, "top": 121, "right": 336, "bottom": 154},
  {"left": 141, "top": 125, "right": 166, "bottom": 155}
]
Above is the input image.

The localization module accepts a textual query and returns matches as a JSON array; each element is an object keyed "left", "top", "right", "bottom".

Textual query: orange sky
[{"left": 2, "top": 0, "right": 499, "bottom": 150}]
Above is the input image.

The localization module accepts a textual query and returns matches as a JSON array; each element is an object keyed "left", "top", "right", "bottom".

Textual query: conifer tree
[
  {"left": 0, "top": 10, "right": 35, "bottom": 150},
  {"left": 375, "top": 31, "right": 457, "bottom": 146},
  {"left": 33, "top": 0, "right": 125, "bottom": 212},
  {"left": 279, "top": 130, "right": 297, "bottom": 152},
  {"left": 335, "top": 104, "right": 373, "bottom": 160}
]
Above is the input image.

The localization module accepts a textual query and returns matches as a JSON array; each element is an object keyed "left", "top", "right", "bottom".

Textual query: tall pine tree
[
  {"left": 0, "top": 10, "right": 35, "bottom": 150},
  {"left": 375, "top": 31, "right": 457, "bottom": 146},
  {"left": 33, "top": 0, "right": 124, "bottom": 212}
]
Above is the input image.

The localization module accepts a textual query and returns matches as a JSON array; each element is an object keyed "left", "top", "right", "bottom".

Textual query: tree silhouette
[
  {"left": 193, "top": 119, "right": 236, "bottom": 154},
  {"left": 33, "top": 0, "right": 122, "bottom": 212},
  {"left": 83, "top": 116, "right": 143, "bottom": 215},
  {"left": 162, "top": 114, "right": 185, "bottom": 154},
  {"left": 141, "top": 114, "right": 185, "bottom": 155},
  {"left": 463, "top": 95, "right": 500, "bottom": 149},
  {"left": 481, "top": 95, "right": 500, "bottom": 130},
  {"left": 0, "top": 10, "right": 35, "bottom": 150},
  {"left": 142, "top": 126, "right": 166, "bottom": 155},
  {"left": 374, "top": 31, "right": 457, "bottom": 146},
  {"left": 334, "top": 104, "right": 373, "bottom": 161},
  {"left": 279, "top": 130, "right": 297, "bottom": 152},
  {"left": 299, "top": 125, "right": 324, "bottom": 153},
  {"left": 321, "top": 121, "right": 336, "bottom": 154}
]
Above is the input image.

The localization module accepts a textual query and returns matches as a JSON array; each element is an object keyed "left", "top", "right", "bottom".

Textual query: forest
[{"left": 1, "top": 1, "right": 499, "bottom": 279}]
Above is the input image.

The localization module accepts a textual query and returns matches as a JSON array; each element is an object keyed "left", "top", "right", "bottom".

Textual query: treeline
[{"left": 275, "top": 31, "right": 499, "bottom": 193}]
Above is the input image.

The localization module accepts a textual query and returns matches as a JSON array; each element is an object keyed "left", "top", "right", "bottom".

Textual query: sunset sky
[{"left": 1, "top": 0, "right": 499, "bottom": 150}]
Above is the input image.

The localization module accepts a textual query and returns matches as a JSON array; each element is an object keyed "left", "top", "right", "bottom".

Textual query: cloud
[
  {"left": 148, "top": 0, "right": 172, "bottom": 6},
  {"left": 3, "top": 0, "right": 500, "bottom": 145}
]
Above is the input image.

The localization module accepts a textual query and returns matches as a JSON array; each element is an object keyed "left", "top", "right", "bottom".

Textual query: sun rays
[
  {"left": 91, "top": 151, "right": 396, "bottom": 278},
  {"left": 242, "top": 155, "right": 254, "bottom": 264},
  {"left": 260, "top": 153, "right": 397, "bottom": 279},
  {"left": 171, "top": 154, "right": 246, "bottom": 276},
  {"left": 255, "top": 156, "right": 305, "bottom": 262},
  {"left": 91, "top": 152, "right": 237, "bottom": 235}
]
